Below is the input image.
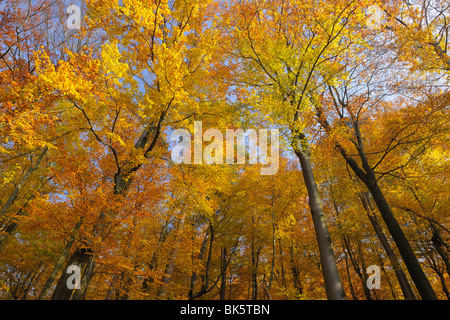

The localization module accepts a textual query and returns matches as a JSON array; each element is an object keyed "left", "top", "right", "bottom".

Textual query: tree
[
  {"left": 1, "top": 0, "right": 449, "bottom": 301},
  {"left": 219, "top": 0, "right": 380, "bottom": 300}
]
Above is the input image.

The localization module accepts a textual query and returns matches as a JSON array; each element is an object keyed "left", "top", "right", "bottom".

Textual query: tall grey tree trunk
[
  {"left": 341, "top": 233, "right": 372, "bottom": 300},
  {"left": 360, "top": 193, "right": 416, "bottom": 300},
  {"left": 251, "top": 238, "right": 259, "bottom": 300},
  {"left": 51, "top": 247, "right": 94, "bottom": 300},
  {"left": 289, "top": 245, "right": 303, "bottom": 297},
  {"left": 220, "top": 247, "right": 228, "bottom": 300},
  {"left": 39, "top": 219, "right": 83, "bottom": 300},
  {"left": 188, "top": 227, "right": 210, "bottom": 299},
  {"left": 365, "top": 178, "right": 437, "bottom": 300},
  {"left": 156, "top": 216, "right": 185, "bottom": 299},
  {"left": 431, "top": 223, "right": 450, "bottom": 276},
  {"left": 156, "top": 256, "right": 177, "bottom": 299},
  {"left": 278, "top": 240, "right": 287, "bottom": 293},
  {"left": 251, "top": 215, "right": 259, "bottom": 301},
  {"left": 292, "top": 132, "right": 344, "bottom": 300},
  {"left": 105, "top": 274, "right": 120, "bottom": 300},
  {"left": 142, "top": 219, "right": 171, "bottom": 296},
  {"left": 314, "top": 101, "right": 437, "bottom": 300}
]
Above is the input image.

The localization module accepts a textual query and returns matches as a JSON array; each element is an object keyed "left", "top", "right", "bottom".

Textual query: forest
[{"left": 0, "top": 0, "right": 449, "bottom": 301}]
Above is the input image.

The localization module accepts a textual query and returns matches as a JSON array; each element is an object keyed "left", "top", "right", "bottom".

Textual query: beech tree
[{"left": 0, "top": 0, "right": 449, "bottom": 300}]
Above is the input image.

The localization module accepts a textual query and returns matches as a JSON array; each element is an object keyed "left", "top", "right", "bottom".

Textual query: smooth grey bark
[
  {"left": 156, "top": 217, "right": 185, "bottom": 299},
  {"left": 189, "top": 223, "right": 222, "bottom": 300},
  {"left": 71, "top": 257, "right": 96, "bottom": 300},
  {"left": 251, "top": 236, "right": 260, "bottom": 300},
  {"left": 156, "top": 256, "right": 177, "bottom": 299},
  {"left": 188, "top": 227, "right": 210, "bottom": 299},
  {"left": 431, "top": 223, "right": 450, "bottom": 276},
  {"left": 278, "top": 239, "right": 287, "bottom": 292},
  {"left": 220, "top": 247, "right": 228, "bottom": 300},
  {"left": 341, "top": 234, "right": 372, "bottom": 300},
  {"left": 289, "top": 245, "right": 303, "bottom": 297},
  {"left": 291, "top": 132, "right": 344, "bottom": 300},
  {"left": 51, "top": 246, "right": 94, "bottom": 300},
  {"left": 365, "top": 179, "right": 437, "bottom": 300},
  {"left": 360, "top": 193, "right": 417, "bottom": 300},
  {"left": 38, "top": 219, "right": 83, "bottom": 300},
  {"left": 314, "top": 101, "right": 437, "bottom": 300},
  {"left": 331, "top": 196, "right": 371, "bottom": 299},
  {"left": 263, "top": 193, "right": 277, "bottom": 300}
]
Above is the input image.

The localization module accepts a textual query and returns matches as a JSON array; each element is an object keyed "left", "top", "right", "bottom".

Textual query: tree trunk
[
  {"left": 50, "top": 119, "right": 164, "bottom": 299},
  {"left": 0, "top": 173, "right": 52, "bottom": 248},
  {"left": 289, "top": 245, "right": 303, "bottom": 297},
  {"left": 278, "top": 239, "right": 287, "bottom": 293},
  {"left": 379, "top": 257, "right": 398, "bottom": 299},
  {"left": 334, "top": 134, "right": 436, "bottom": 299},
  {"left": 357, "top": 241, "right": 373, "bottom": 300},
  {"left": 0, "top": 147, "right": 48, "bottom": 220},
  {"left": 156, "top": 216, "right": 185, "bottom": 299},
  {"left": 21, "top": 264, "right": 44, "bottom": 300},
  {"left": 189, "top": 222, "right": 219, "bottom": 300},
  {"left": 436, "top": 269, "right": 450, "bottom": 300},
  {"left": 343, "top": 244, "right": 357, "bottom": 300},
  {"left": 251, "top": 215, "right": 260, "bottom": 301},
  {"left": 331, "top": 195, "right": 369, "bottom": 300},
  {"left": 291, "top": 132, "right": 344, "bottom": 300},
  {"left": 188, "top": 226, "right": 210, "bottom": 299},
  {"left": 264, "top": 195, "right": 277, "bottom": 300},
  {"left": 39, "top": 219, "right": 83, "bottom": 300},
  {"left": 220, "top": 247, "right": 227, "bottom": 300},
  {"left": 104, "top": 274, "right": 120, "bottom": 300},
  {"left": 51, "top": 246, "right": 94, "bottom": 300},
  {"left": 142, "top": 219, "right": 171, "bottom": 296},
  {"left": 251, "top": 239, "right": 260, "bottom": 300},
  {"left": 431, "top": 223, "right": 450, "bottom": 277},
  {"left": 156, "top": 257, "right": 176, "bottom": 299},
  {"left": 360, "top": 193, "right": 417, "bottom": 300},
  {"left": 0, "top": 194, "right": 34, "bottom": 248},
  {"left": 314, "top": 94, "right": 437, "bottom": 300},
  {"left": 342, "top": 234, "right": 372, "bottom": 300},
  {"left": 365, "top": 178, "right": 437, "bottom": 300},
  {"left": 72, "top": 256, "right": 96, "bottom": 300}
]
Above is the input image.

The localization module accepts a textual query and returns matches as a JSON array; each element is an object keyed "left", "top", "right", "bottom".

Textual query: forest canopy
[{"left": 0, "top": 0, "right": 449, "bottom": 300}]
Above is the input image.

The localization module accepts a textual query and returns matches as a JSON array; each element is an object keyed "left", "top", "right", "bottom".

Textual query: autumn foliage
[{"left": 0, "top": 0, "right": 449, "bottom": 300}]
